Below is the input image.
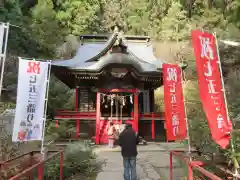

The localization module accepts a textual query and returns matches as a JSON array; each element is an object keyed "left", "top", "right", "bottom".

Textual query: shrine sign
[
  {"left": 191, "top": 30, "right": 232, "bottom": 149},
  {"left": 12, "top": 59, "right": 49, "bottom": 142}
]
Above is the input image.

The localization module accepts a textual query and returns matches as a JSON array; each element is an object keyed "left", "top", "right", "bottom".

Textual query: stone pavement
[{"left": 94, "top": 143, "right": 186, "bottom": 180}]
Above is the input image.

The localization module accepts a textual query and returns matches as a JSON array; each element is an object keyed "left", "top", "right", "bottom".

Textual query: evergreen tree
[
  {"left": 100, "top": 0, "right": 128, "bottom": 32},
  {"left": 55, "top": 0, "right": 102, "bottom": 34},
  {"left": 159, "top": 1, "right": 189, "bottom": 41},
  {"left": 30, "top": 0, "right": 63, "bottom": 55}
]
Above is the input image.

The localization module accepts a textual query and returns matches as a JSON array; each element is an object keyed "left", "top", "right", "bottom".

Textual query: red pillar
[
  {"left": 76, "top": 86, "right": 80, "bottom": 138},
  {"left": 95, "top": 92, "right": 101, "bottom": 144},
  {"left": 38, "top": 164, "right": 43, "bottom": 180},
  {"left": 134, "top": 92, "right": 139, "bottom": 132},
  {"left": 56, "top": 120, "right": 59, "bottom": 128},
  {"left": 151, "top": 112, "right": 155, "bottom": 140}
]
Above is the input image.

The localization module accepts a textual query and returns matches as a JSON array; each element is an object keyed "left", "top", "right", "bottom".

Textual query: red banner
[
  {"left": 163, "top": 64, "right": 187, "bottom": 141},
  {"left": 191, "top": 30, "right": 232, "bottom": 149}
]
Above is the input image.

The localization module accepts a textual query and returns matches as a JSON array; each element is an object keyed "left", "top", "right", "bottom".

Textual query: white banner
[
  {"left": 0, "top": 23, "right": 5, "bottom": 55},
  {"left": 12, "top": 59, "right": 50, "bottom": 142}
]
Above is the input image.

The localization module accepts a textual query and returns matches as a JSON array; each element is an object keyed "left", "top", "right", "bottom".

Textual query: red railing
[
  {"left": 170, "top": 150, "right": 240, "bottom": 180},
  {"left": 0, "top": 150, "right": 63, "bottom": 180}
]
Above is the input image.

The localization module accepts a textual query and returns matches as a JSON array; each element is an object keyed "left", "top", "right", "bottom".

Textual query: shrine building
[{"left": 51, "top": 29, "right": 166, "bottom": 144}]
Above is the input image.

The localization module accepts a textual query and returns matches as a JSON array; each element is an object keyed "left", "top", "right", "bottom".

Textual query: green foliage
[
  {"left": 0, "top": 130, "right": 19, "bottom": 161},
  {"left": 159, "top": 1, "right": 190, "bottom": 41},
  {"left": 100, "top": 0, "right": 129, "bottom": 32},
  {"left": 45, "top": 121, "right": 76, "bottom": 140},
  {"left": 55, "top": 0, "right": 102, "bottom": 34},
  {"left": 226, "top": 0, "right": 240, "bottom": 28},
  {"left": 30, "top": 0, "right": 64, "bottom": 55},
  {"left": 125, "top": 0, "right": 150, "bottom": 35},
  {"left": 183, "top": 82, "right": 217, "bottom": 153},
  {"left": 47, "top": 76, "right": 73, "bottom": 118},
  {"left": 44, "top": 142, "right": 99, "bottom": 179},
  {"left": 154, "top": 87, "right": 164, "bottom": 113}
]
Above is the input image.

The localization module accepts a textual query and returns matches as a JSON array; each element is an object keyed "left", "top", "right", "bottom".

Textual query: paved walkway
[{"left": 94, "top": 143, "right": 186, "bottom": 180}]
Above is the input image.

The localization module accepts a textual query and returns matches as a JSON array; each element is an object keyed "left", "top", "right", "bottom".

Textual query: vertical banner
[
  {"left": 191, "top": 30, "right": 232, "bottom": 148},
  {"left": 0, "top": 23, "right": 5, "bottom": 55},
  {"left": 0, "top": 22, "right": 10, "bottom": 98},
  {"left": 12, "top": 59, "right": 50, "bottom": 142},
  {"left": 163, "top": 64, "right": 187, "bottom": 141}
]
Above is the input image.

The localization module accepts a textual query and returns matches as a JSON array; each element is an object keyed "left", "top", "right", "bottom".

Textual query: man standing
[{"left": 118, "top": 123, "right": 139, "bottom": 180}]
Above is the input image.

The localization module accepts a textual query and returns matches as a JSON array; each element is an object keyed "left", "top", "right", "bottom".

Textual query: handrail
[
  {"left": 0, "top": 151, "right": 32, "bottom": 165},
  {"left": 170, "top": 150, "right": 240, "bottom": 180},
  {"left": 193, "top": 165, "right": 222, "bottom": 180},
  {"left": 0, "top": 150, "right": 63, "bottom": 180}
]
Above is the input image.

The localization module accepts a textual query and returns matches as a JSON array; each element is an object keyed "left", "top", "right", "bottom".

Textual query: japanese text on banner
[
  {"left": 163, "top": 64, "right": 187, "bottom": 141},
  {"left": 191, "top": 30, "right": 232, "bottom": 148},
  {"left": 12, "top": 59, "right": 49, "bottom": 142}
]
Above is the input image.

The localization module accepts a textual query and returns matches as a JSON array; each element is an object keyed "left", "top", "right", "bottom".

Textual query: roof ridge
[{"left": 84, "top": 33, "right": 118, "bottom": 63}]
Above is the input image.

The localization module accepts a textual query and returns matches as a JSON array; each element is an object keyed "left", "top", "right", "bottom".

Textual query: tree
[
  {"left": 100, "top": 0, "right": 129, "bottom": 32},
  {"left": 124, "top": 0, "right": 150, "bottom": 35},
  {"left": 159, "top": 1, "right": 190, "bottom": 41},
  {"left": 55, "top": 0, "right": 102, "bottom": 35},
  {"left": 47, "top": 76, "right": 73, "bottom": 119},
  {"left": 30, "top": 0, "right": 64, "bottom": 56}
]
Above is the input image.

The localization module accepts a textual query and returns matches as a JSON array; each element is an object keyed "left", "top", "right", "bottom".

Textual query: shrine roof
[{"left": 52, "top": 32, "right": 163, "bottom": 74}]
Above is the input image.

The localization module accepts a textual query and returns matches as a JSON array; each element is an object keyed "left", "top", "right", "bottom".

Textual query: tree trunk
[
  {"left": 186, "top": 0, "right": 196, "bottom": 18},
  {"left": 208, "top": 0, "right": 213, "bottom": 9}
]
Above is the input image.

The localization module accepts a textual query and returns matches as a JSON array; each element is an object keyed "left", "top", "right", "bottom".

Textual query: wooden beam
[{"left": 99, "top": 88, "right": 138, "bottom": 93}]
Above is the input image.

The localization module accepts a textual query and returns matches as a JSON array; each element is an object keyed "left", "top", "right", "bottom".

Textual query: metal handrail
[
  {"left": 170, "top": 150, "right": 239, "bottom": 180},
  {"left": 0, "top": 150, "right": 63, "bottom": 180}
]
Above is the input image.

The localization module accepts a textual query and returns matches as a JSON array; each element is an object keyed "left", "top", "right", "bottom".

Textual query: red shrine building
[{"left": 52, "top": 29, "right": 165, "bottom": 144}]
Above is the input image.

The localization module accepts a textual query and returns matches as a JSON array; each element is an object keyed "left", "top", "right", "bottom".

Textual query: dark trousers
[{"left": 123, "top": 156, "right": 137, "bottom": 180}]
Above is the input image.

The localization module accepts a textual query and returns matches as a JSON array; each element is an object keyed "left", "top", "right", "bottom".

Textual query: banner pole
[
  {"left": 213, "top": 32, "right": 238, "bottom": 177},
  {"left": 0, "top": 22, "right": 9, "bottom": 99},
  {"left": 40, "top": 61, "right": 51, "bottom": 157},
  {"left": 180, "top": 67, "right": 192, "bottom": 161}
]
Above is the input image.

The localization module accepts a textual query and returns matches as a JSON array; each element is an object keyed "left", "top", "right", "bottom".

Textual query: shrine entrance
[
  {"left": 95, "top": 89, "right": 139, "bottom": 144},
  {"left": 52, "top": 28, "right": 165, "bottom": 144},
  {"left": 100, "top": 93, "right": 133, "bottom": 118}
]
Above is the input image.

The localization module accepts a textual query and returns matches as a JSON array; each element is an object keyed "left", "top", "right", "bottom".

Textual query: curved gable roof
[{"left": 52, "top": 33, "right": 163, "bottom": 73}]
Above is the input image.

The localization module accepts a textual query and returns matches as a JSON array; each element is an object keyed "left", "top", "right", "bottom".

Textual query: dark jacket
[{"left": 118, "top": 127, "right": 139, "bottom": 157}]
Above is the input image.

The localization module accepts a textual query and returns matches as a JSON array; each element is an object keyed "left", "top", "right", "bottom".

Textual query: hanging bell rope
[
  {"left": 116, "top": 94, "right": 118, "bottom": 120},
  {"left": 100, "top": 93, "right": 134, "bottom": 122},
  {"left": 110, "top": 95, "right": 113, "bottom": 122},
  {"left": 120, "top": 96, "right": 123, "bottom": 123},
  {"left": 130, "top": 94, "right": 133, "bottom": 104}
]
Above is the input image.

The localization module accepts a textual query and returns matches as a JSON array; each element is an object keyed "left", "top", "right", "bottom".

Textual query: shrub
[
  {"left": 45, "top": 121, "right": 78, "bottom": 142},
  {"left": 43, "top": 141, "right": 99, "bottom": 179}
]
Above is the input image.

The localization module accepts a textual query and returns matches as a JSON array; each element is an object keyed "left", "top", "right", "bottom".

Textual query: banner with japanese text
[
  {"left": 163, "top": 64, "right": 187, "bottom": 141},
  {"left": 191, "top": 30, "right": 232, "bottom": 148},
  {"left": 12, "top": 59, "right": 49, "bottom": 141}
]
